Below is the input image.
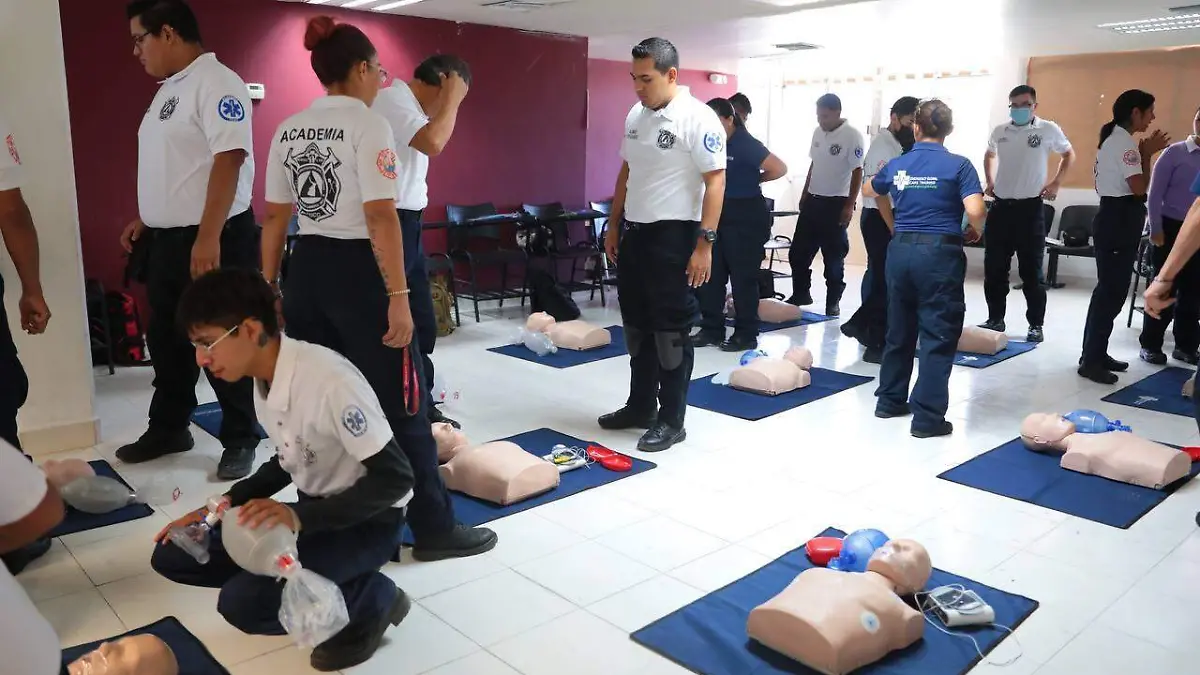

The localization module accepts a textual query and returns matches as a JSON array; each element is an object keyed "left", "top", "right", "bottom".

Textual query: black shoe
[
  {"left": 1103, "top": 355, "right": 1129, "bottom": 372},
  {"left": 912, "top": 421, "right": 953, "bottom": 438},
  {"left": 429, "top": 406, "right": 461, "bottom": 429},
  {"left": 719, "top": 335, "right": 758, "bottom": 352},
  {"left": 1026, "top": 326, "right": 1044, "bottom": 343},
  {"left": 863, "top": 347, "right": 883, "bottom": 364},
  {"left": 310, "top": 586, "right": 413, "bottom": 672},
  {"left": 840, "top": 321, "right": 864, "bottom": 342},
  {"left": 217, "top": 447, "right": 255, "bottom": 481},
  {"left": 1173, "top": 348, "right": 1199, "bottom": 366},
  {"left": 785, "top": 293, "right": 813, "bottom": 307},
  {"left": 875, "top": 403, "right": 911, "bottom": 419},
  {"left": 2, "top": 537, "right": 51, "bottom": 576},
  {"left": 637, "top": 423, "right": 686, "bottom": 452},
  {"left": 412, "top": 524, "right": 498, "bottom": 562},
  {"left": 825, "top": 302, "right": 841, "bottom": 317},
  {"left": 1078, "top": 364, "right": 1119, "bottom": 385},
  {"left": 978, "top": 319, "right": 1006, "bottom": 332},
  {"left": 1140, "top": 348, "right": 1168, "bottom": 366},
  {"left": 691, "top": 331, "right": 724, "bottom": 348},
  {"left": 598, "top": 407, "right": 657, "bottom": 430},
  {"left": 115, "top": 429, "right": 195, "bottom": 464}
]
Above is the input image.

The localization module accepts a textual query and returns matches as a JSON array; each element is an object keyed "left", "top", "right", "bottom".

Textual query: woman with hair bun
[
  {"left": 862, "top": 99, "right": 986, "bottom": 439},
  {"left": 1079, "top": 89, "right": 1170, "bottom": 384}
]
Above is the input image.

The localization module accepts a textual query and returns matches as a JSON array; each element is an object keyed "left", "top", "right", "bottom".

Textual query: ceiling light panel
[{"left": 1099, "top": 12, "right": 1200, "bottom": 34}]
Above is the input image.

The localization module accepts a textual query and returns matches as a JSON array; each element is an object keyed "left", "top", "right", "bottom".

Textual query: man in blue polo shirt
[{"left": 862, "top": 99, "right": 986, "bottom": 439}]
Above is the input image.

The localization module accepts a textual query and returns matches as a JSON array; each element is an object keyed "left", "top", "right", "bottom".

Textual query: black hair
[
  {"left": 632, "top": 37, "right": 679, "bottom": 74},
  {"left": 177, "top": 268, "right": 280, "bottom": 338},
  {"left": 126, "top": 0, "right": 202, "bottom": 44},
  {"left": 915, "top": 99, "right": 954, "bottom": 140},
  {"left": 1099, "top": 89, "right": 1155, "bottom": 148},
  {"left": 707, "top": 97, "right": 745, "bottom": 129},
  {"left": 890, "top": 96, "right": 920, "bottom": 118},
  {"left": 729, "top": 92, "right": 752, "bottom": 116},
  {"left": 1009, "top": 84, "right": 1036, "bottom": 101},
  {"left": 303, "top": 16, "right": 377, "bottom": 87},
  {"left": 816, "top": 93, "right": 842, "bottom": 112},
  {"left": 414, "top": 54, "right": 473, "bottom": 88}
]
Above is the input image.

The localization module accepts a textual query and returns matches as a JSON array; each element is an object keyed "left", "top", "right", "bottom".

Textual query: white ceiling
[{"left": 281, "top": 0, "right": 1200, "bottom": 72}]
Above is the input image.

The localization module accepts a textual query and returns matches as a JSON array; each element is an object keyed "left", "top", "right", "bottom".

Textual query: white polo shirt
[
  {"left": 138, "top": 53, "right": 255, "bottom": 228},
  {"left": 0, "top": 441, "right": 63, "bottom": 675},
  {"left": 372, "top": 82, "right": 430, "bottom": 211},
  {"left": 266, "top": 97, "right": 399, "bottom": 240},
  {"left": 862, "top": 129, "right": 903, "bottom": 210},
  {"left": 0, "top": 115, "right": 24, "bottom": 191},
  {"left": 808, "top": 121, "right": 866, "bottom": 197},
  {"left": 1094, "top": 126, "right": 1140, "bottom": 198},
  {"left": 255, "top": 336, "right": 413, "bottom": 507},
  {"left": 620, "top": 86, "right": 727, "bottom": 223},
  {"left": 987, "top": 117, "right": 1072, "bottom": 199}
]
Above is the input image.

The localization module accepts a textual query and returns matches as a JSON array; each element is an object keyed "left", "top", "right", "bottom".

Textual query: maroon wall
[
  {"left": 61, "top": 0, "right": 588, "bottom": 293},
  {"left": 584, "top": 58, "right": 737, "bottom": 202}
]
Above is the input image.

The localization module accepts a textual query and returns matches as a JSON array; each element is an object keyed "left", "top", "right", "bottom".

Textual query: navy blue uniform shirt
[
  {"left": 725, "top": 127, "right": 770, "bottom": 199},
  {"left": 872, "top": 142, "right": 982, "bottom": 235}
]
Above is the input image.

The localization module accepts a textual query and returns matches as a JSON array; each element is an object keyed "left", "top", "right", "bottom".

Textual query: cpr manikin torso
[
  {"left": 727, "top": 297, "right": 803, "bottom": 323},
  {"left": 729, "top": 347, "right": 814, "bottom": 396},
  {"left": 1021, "top": 413, "right": 1190, "bottom": 489},
  {"left": 526, "top": 312, "right": 611, "bottom": 351},
  {"left": 438, "top": 440, "right": 560, "bottom": 505},
  {"left": 747, "top": 540, "right": 931, "bottom": 675},
  {"left": 958, "top": 326, "right": 1007, "bottom": 355},
  {"left": 67, "top": 634, "right": 179, "bottom": 675}
]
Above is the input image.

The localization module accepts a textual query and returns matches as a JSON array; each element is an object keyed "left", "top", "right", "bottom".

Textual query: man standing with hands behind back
[
  {"left": 373, "top": 55, "right": 470, "bottom": 428},
  {"left": 118, "top": 0, "right": 260, "bottom": 480},
  {"left": 602, "top": 37, "right": 725, "bottom": 453}
]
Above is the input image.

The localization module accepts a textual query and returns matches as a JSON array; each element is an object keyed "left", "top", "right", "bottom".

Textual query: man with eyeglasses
[
  {"left": 980, "top": 85, "right": 1075, "bottom": 343},
  {"left": 118, "top": 0, "right": 260, "bottom": 480}
]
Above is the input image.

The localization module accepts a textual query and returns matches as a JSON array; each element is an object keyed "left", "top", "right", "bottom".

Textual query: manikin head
[
  {"left": 631, "top": 37, "right": 680, "bottom": 110},
  {"left": 1008, "top": 85, "right": 1037, "bottom": 126},
  {"left": 866, "top": 539, "right": 932, "bottom": 596},
  {"left": 816, "top": 93, "right": 843, "bottom": 132},
  {"left": 68, "top": 635, "right": 179, "bottom": 675},
  {"left": 304, "top": 16, "right": 386, "bottom": 107},
  {"left": 1019, "top": 413, "right": 1076, "bottom": 452},
  {"left": 409, "top": 54, "right": 472, "bottom": 116},
  {"left": 127, "top": 0, "right": 205, "bottom": 79},
  {"left": 526, "top": 312, "right": 557, "bottom": 332},
  {"left": 784, "top": 346, "right": 813, "bottom": 370},
  {"left": 178, "top": 269, "right": 281, "bottom": 384},
  {"left": 432, "top": 422, "right": 469, "bottom": 455}
]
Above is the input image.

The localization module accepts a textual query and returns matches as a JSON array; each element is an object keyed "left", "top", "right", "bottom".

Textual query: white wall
[{"left": 0, "top": 0, "right": 98, "bottom": 453}]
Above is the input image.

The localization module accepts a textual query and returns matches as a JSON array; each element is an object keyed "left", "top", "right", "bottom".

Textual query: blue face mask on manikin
[{"left": 1010, "top": 107, "right": 1033, "bottom": 126}]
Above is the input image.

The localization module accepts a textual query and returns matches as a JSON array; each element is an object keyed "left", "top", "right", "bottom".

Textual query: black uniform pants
[
  {"left": 698, "top": 197, "right": 771, "bottom": 339},
  {"left": 790, "top": 195, "right": 849, "bottom": 302},
  {"left": 1081, "top": 197, "right": 1146, "bottom": 366},
  {"left": 398, "top": 209, "right": 438, "bottom": 404},
  {"left": 843, "top": 209, "right": 891, "bottom": 350},
  {"left": 1140, "top": 216, "right": 1200, "bottom": 354},
  {"left": 283, "top": 236, "right": 455, "bottom": 542},
  {"left": 983, "top": 197, "right": 1047, "bottom": 326},
  {"left": 617, "top": 220, "right": 699, "bottom": 430},
  {"left": 145, "top": 210, "right": 259, "bottom": 450},
  {"left": 0, "top": 271, "right": 28, "bottom": 450}
]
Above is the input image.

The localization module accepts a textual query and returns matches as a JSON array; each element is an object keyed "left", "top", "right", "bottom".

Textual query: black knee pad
[
  {"left": 625, "top": 326, "right": 646, "bottom": 356},
  {"left": 654, "top": 331, "right": 686, "bottom": 370}
]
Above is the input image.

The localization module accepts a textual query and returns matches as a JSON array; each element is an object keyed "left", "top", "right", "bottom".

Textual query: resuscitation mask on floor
[{"left": 58, "top": 474, "right": 174, "bottom": 515}]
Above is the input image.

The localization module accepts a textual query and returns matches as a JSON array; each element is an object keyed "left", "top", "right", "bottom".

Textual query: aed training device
[{"left": 926, "top": 586, "right": 994, "bottom": 628}]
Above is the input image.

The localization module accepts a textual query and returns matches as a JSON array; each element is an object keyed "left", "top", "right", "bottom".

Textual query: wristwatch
[{"left": 699, "top": 229, "right": 718, "bottom": 243}]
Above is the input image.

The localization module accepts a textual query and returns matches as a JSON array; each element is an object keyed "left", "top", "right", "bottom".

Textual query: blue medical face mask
[{"left": 1010, "top": 107, "right": 1033, "bottom": 126}]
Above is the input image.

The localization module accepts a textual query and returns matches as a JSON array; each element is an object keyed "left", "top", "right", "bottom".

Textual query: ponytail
[
  {"left": 706, "top": 97, "right": 743, "bottom": 129},
  {"left": 1099, "top": 89, "right": 1155, "bottom": 148},
  {"left": 1097, "top": 121, "right": 1118, "bottom": 148}
]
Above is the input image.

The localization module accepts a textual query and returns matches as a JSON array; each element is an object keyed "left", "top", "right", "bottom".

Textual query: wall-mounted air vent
[
  {"left": 773, "top": 42, "right": 821, "bottom": 51},
  {"left": 481, "top": 0, "right": 571, "bottom": 11}
]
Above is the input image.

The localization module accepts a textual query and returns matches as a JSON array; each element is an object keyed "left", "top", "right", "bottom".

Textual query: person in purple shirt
[{"left": 1140, "top": 106, "right": 1200, "bottom": 366}]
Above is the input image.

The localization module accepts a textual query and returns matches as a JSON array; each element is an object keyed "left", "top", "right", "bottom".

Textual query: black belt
[
  {"left": 398, "top": 208, "right": 425, "bottom": 219},
  {"left": 808, "top": 195, "right": 848, "bottom": 202},
  {"left": 992, "top": 197, "right": 1042, "bottom": 205},
  {"left": 1100, "top": 195, "right": 1147, "bottom": 205},
  {"left": 894, "top": 232, "right": 963, "bottom": 246},
  {"left": 624, "top": 220, "right": 697, "bottom": 231}
]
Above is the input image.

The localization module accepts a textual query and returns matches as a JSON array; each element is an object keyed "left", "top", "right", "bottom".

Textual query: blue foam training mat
[
  {"left": 190, "top": 402, "right": 268, "bottom": 441},
  {"left": 632, "top": 527, "right": 1038, "bottom": 675},
  {"left": 62, "top": 616, "right": 230, "bottom": 675},
  {"left": 1102, "top": 366, "right": 1196, "bottom": 418},
  {"left": 938, "top": 437, "right": 1199, "bottom": 529},
  {"left": 402, "top": 428, "right": 655, "bottom": 544},
  {"left": 953, "top": 341, "right": 1037, "bottom": 368},
  {"left": 687, "top": 368, "right": 874, "bottom": 421},
  {"left": 726, "top": 311, "right": 833, "bottom": 333},
  {"left": 49, "top": 460, "right": 155, "bottom": 538},
  {"left": 487, "top": 325, "right": 628, "bottom": 368}
]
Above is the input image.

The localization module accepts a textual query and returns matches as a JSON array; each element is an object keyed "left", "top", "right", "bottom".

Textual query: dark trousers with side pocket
[
  {"left": 790, "top": 195, "right": 849, "bottom": 302},
  {"left": 398, "top": 209, "right": 439, "bottom": 404},
  {"left": 1140, "top": 216, "right": 1200, "bottom": 354},
  {"left": 698, "top": 197, "right": 771, "bottom": 340},
  {"left": 983, "top": 197, "right": 1047, "bottom": 326},
  {"left": 1081, "top": 198, "right": 1146, "bottom": 366},
  {"left": 0, "top": 271, "right": 28, "bottom": 450},
  {"left": 843, "top": 208, "right": 892, "bottom": 349},
  {"left": 283, "top": 237, "right": 455, "bottom": 542}
]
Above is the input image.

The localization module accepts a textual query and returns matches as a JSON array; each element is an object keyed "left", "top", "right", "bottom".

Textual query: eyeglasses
[
  {"left": 132, "top": 31, "right": 151, "bottom": 47},
  {"left": 191, "top": 325, "right": 239, "bottom": 355},
  {"left": 377, "top": 65, "right": 390, "bottom": 84},
  {"left": 1009, "top": 102, "right": 1034, "bottom": 109}
]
